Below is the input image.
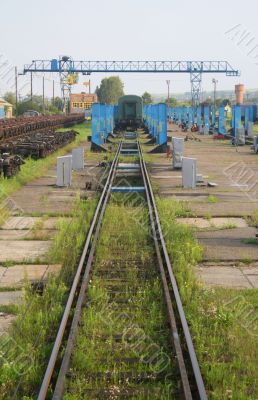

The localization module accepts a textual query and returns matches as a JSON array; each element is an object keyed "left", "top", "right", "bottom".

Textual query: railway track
[{"left": 36, "top": 136, "right": 207, "bottom": 400}]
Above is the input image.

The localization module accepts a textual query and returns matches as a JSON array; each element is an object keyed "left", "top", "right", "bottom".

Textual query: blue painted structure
[
  {"left": 143, "top": 103, "right": 167, "bottom": 145},
  {"left": 24, "top": 59, "right": 240, "bottom": 107},
  {"left": 50, "top": 59, "right": 58, "bottom": 71},
  {"left": 244, "top": 107, "right": 250, "bottom": 131},
  {"left": 204, "top": 106, "right": 210, "bottom": 128},
  {"left": 153, "top": 106, "right": 159, "bottom": 139},
  {"left": 196, "top": 106, "right": 202, "bottom": 127},
  {"left": 92, "top": 103, "right": 115, "bottom": 147},
  {"left": 177, "top": 107, "right": 182, "bottom": 124},
  {"left": 211, "top": 106, "right": 216, "bottom": 126},
  {"left": 233, "top": 106, "right": 242, "bottom": 138},
  {"left": 231, "top": 106, "right": 235, "bottom": 129},
  {"left": 181, "top": 106, "right": 187, "bottom": 123},
  {"left": 23, "top": 60, "right": 238, "bottom": 76},
  {"left": 218, "top": 106, "right": 226, "bottom": 134},
  {"left": 92, "top": 103, "right": 103, "bottom": 146},
  {"left": 188, "top": 107, "right": 193, "bottom": 126},
  {"left": 171, "top": 107, "right": 175, "bottom": 121},
  {"left": 157, "top": 103, "right": 167, "bottom": 145},
  {"left": 243, "top": 105, "right": 255, "bottom": 131},
  {"left": 0, "top": 107, "right": 5, "bottom": 119},
  {"left": 111, "top": 186, "right": 145, "bottom": 193}
]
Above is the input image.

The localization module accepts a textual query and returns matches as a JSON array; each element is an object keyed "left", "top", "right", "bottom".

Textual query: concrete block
[
  {"left": 182, "top": 157, "right": 197, "bottom": 188},
  {"left": 72, "top": 147, "right": 84, "bottom": 170},
  {"left": 172, "top": 137, "right": 184, "bottom": 169},
  {"left": 254, "top": 135, "right": 258, "bottom": 153},
  {"left": 204, "top": 126, "right": 209, "bottom": 135},
  {"left": 56, "top": 155, "right": 72, "bottom": 187},
  {"left": 197, "top": 174, "right": 203, "bottom": 183},
  {"left": 236, "top": 127, "right": 245, "bottom": 145},
  {"left": 248, "top": 122, "right": 254, "bottom": 138}
]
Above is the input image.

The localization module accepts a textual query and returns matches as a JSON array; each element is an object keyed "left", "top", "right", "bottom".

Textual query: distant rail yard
[{"left": 0, "top": 1, "right": 257, "bottom": 399}]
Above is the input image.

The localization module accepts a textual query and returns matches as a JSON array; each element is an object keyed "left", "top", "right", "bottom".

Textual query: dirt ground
[
  {"left": 1, "top": 126, "right": 258, "bottom": 332},
  {"left": 147, "top": 123, "right": 258, "bottom": 289},
  {"left": 0, "top": 141, "right": 102, "bottom": 331}
]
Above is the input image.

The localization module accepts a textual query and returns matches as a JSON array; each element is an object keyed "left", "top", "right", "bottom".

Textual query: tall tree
[
  {"left": 142, "top": 91, "right": 153, "bottom": 104},
  {"left": 3, "top": 92, "right": 16, "bottom": 106},
  {"left": 167, "top": 97, "right": 177, "bottom": 106},
  {"left": 95, "top": 76, "right": 124, "bottom": 104},
  {"left": 222, "top": 98, "right": 231, "bottom": 107}
]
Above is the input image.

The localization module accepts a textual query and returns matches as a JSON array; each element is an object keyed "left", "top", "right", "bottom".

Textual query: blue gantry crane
[{"left": 23, "top": 57, "right": 240, "bottom": 111}]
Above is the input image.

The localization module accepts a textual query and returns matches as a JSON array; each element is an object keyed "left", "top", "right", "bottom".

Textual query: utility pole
[
  {"left": 166, "top": 80, "right": 170, "bottom": 105},
  {"left": 212, "top": 78, "right": 218, "bottom": 107},
  {"left": 15, "top": 66, "right": 18, "bottom": 117},
  {"left": 42, "top": 76, "right": 45, "bottom": 114},
  {"left": 89, "top": 79, "right": 91, "bottom": 94},
  {"left": 52, "top": 80, "right": 55, "bottom": 106},
  {"left": 30, "top": 72, "right": 33, "bottom": 102}
]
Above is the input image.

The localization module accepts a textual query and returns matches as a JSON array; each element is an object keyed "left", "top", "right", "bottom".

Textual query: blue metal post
[
  {"left": 211, "top": 106, "right": 216, "bottom": 126},
  {"left": 233, "top": 105, "right": 242, "bottom": 138},
  {"left": 188, "top": 107, "right": 193, "bottom": 127},
  {"left": 244, "top": 107, "right": 249, "bottom": 131},
  {"left": 146, "top": 105, "right": 151, "bottom": 131},
  {"left": 100, "top": 104, "right": 106, "bottom": 141},
  {"left": 218, "top": 106, "right": 226, "bottom": 135},
  {"left": 231, "top": 106, "right": 235, "bottom": 129},
  {"left": 153, "top": 105, "right": 159, "bottom": 139},
  {"left": 204, "top": 106, "right": 210, "bottom": 128},
  {"left": 175, "top": 107, "right": 178, "bottom": 122},
  {"left": 106, "top": 105, "right": 114, "bottom": 135},
  {"left": 92, "top": 103, "right": 103, "bottom": 145},
  {"left": 196, "top": 106, "right": 201, "bottom": 128},
  {"left": 178, "top": 107, "right": 182, "bottom": 124},
  {"left": 146, "top": 105, "right": 151, "bottom": 132},
  {"left": 181, "top": 106, "right": 187, "bottom": 123},
  {"left": 149, "top": 105, "right": 154, "bottom": 136},
  {"left": 157, "top": 103, "right": 167, "bottom": 145},
  {"left": 249, "top": 105, "right": 254, "bottom": 122}
]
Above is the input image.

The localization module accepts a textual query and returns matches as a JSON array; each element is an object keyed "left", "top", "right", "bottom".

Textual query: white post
[
  {"left": 182, "top": 157, "right": 197, "bottom": 188},
  {"left": 56, "top": 155, "right": 72, "bottom": 187},
  {"left": 72, "top": 147, "right": 84, "bottom": 170},
  {"left": 172, "top": 137, "right": 184, "bottom": 169}
]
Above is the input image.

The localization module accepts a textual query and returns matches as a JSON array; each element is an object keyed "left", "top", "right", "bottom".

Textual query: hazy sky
[{"left": 0, "top": 0, "right": 258, "bottom": 98}]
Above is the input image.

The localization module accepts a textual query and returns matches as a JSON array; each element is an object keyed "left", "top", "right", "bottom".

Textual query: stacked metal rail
[
  {"left": 0, "top": 129, "right": 77, "bottom": 159},
  {"left": 0, "top": 114, "right": 84, "bottom": 178},
  {"left": 35, "top": 138, "right": 207, "bottom": 400},
  {"left": 0, "top": 113, "right": 84, "bottom": 141}
]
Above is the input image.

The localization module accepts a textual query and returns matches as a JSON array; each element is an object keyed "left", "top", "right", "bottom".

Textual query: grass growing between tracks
[
  {"left": 0, "top": 196, "right": 97, "bottom": 398},
  {"left": 0, "top": 122, "right": 90, "bottom": 226},
  {"left": 64, "top": 198, "right": 175, "bottom": 399},
  {"left": 156, "top": 197, "right": 258, "bottom": 400}
]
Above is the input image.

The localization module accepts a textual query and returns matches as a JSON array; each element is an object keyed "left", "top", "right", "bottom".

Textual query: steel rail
[
  {"left": 37, "top": 137, "right": 207, "bottom": 399},
  {"left": 37, "top": 143, "right": 121, "bottom": 400},
  {"left": 138, "top": 141, "right": 192, "bottom": 399},
  {"left": 138, "top": 142, "right": 207, "bottom": 400},
  {"left": 52, "top": 143, "right": 121, "bottom": 399}
]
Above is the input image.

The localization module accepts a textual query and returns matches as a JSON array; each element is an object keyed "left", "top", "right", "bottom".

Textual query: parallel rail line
[{"left": 37, "top": 138, "right": 207, "bottom": 399}]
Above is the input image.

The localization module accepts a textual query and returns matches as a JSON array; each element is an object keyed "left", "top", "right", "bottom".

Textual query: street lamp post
[
  {"left": 15, "top": 67, "right": 18, "bottom": 117},
  {"left": 166, "top": 80, "right": 170, "bottom": 106},
  {"left": 212, "top": 78, "right": 218, "bottom": 107},
  {"left": 42, "top": 76, "right": 45, "bottom": 114}
]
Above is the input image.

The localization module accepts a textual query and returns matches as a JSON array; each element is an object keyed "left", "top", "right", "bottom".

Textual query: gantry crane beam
[{"left": 23, "top": 59, "right": 240, "bottom": 108}]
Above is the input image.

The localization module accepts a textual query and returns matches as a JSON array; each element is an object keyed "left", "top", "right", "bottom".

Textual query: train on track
[{"left": 115, "top": 95, "right": 143, "bottom": 130}]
